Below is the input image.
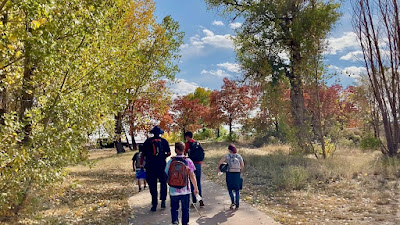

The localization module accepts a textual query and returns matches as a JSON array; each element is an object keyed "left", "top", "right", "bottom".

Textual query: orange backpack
[{"left": 167, "top": 157, "right": 189, "bottom": 188}]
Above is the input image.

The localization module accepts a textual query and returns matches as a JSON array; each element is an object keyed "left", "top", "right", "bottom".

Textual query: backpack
[
  {"left": 188, "top": 141, "right": 205, "bottom": 162},
  {"left": 151, "top": 138, "right": 163, "bottom": 156},
  {"left": 227, "top": 154, "right": 241, "bottom": 172},
  {"left": 134, "top": 152, "right": 144, "bottom": 169},
  {"left": 167, "top": 157, "right": 189, "bottom": 189}
]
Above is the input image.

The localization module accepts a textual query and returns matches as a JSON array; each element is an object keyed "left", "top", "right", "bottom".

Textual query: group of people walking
[{"left": 132, "top": 126, "right": 244, "bottom": 225}]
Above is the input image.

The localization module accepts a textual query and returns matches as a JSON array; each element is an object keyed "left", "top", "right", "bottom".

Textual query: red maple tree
[
  {"left": 171, "top": 95, "right": 205, "bottom": 139},
  {"left": 212, "top": 78, "right": 259, "bottom": 138}
]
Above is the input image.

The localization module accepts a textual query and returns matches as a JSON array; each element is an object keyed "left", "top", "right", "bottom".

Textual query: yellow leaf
[
  {"left": 16, "top": 51, "right": 22, "bottom": 58},
  {"left": 39, "top": 18, "right": 47, "bottom": 25},
  {"left": 31, "top": 20, "right": 41, "bottom": 29}
]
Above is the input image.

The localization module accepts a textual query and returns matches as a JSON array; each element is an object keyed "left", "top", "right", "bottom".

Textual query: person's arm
[
  {"left": 164, "top": 139, "right": 171, "bottom": 157},
  {"left": 140, "top": 143, "right": 147, "bottom": 166},
  {"left": 240, "top": 155, "right": 245, "bottom": 170},
  {"left": 189, "top": 171, "right": 199, "bottom": 195},
  {"left": 217, "top": 156, "right": 226, "bottom": 172}
]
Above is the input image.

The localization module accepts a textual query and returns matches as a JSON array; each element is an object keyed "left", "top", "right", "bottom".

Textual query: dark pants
[
  {"left": 170, "top": 194, "right": 190, "bottom": 225},
  {"left": 228, "top": 189, "right": 240, "bottom": 206},
  {"left": 226, "top": 172, "right": 241, "bottom": 206},
  {"left": 190, "top": 164, "right": 202, "bottom": 203},
  {"left": 146, "top": 169, "right": 167, "bottom": 207}
]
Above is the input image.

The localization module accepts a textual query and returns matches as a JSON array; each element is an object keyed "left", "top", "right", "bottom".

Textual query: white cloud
[
  {"left": 343, "top": 66, "right": 367, "bottom": 78},
  {"left": 217, "top": 62, "right": 240, "bottom": 73},
  {"left": 180, "top": 29, "right": 234, "bottom": 59},
  {"left": 327, "top": 65, "right": 341, "bottom": 70},
  {"left": 201, "top": 69, "right": 231, "bottom": 78},
  {"left": 326, "top": 32, "right": 359, "bottom": 55},
  {"left": 212, "top": 20, "right": 224, "bottom": 26},
  {"left": 229, "top": 22, "right": 242, "bottom": 29},
  {"left": 201, "top": 29, "right": 234, "bottom": 49},
  {"left": 170, "top": 79, "right": 199, "bottom": 96},
  {"left": 340, "top": 50, "right": 364, "bottom": 61}
]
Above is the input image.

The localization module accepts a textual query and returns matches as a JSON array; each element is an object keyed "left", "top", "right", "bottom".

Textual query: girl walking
[{"left": 217, "top": 144, "right": 244, "bottom": 209}]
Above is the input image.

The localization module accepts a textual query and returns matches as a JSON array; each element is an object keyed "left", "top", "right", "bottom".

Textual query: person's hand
[{"left": 193, "top": 188, "right": 199, "bottom": 196}]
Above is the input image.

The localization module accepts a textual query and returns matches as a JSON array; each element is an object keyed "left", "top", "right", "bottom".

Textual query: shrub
[
  {"left": 163, "top": 132, "right": 182, "bottom": 143},
  {"left": 360, "top": 136, "right": 380, "bottom": 151},
  {"left": 194, "top": 128, "right": 214, "bottom": 140},
  {"left": 277, "top": 166, "right": 309, "bottom": 190}
]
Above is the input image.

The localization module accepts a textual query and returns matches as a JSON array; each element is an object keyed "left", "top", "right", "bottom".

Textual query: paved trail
[{"left": 128, "top": 175, "right": 279, "bottom": 225}]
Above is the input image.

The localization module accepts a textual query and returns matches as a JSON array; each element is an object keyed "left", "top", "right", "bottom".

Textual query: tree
[
  {"left": 124, "top": 81, "right": 172, "bottom": 150},
  {"left": 353, "top": 0, "right": 400, "bottom": 156},
  {"left": 0, "top": 0, "right": 182, "bottom": 219},
  {"left": 187, "top": 87, "right": 212, "bottom": 106},
  {"left": 203, "top": 90, "right": 225, "bottom": 137},
  {"left": 171, "top": 95, "right": 205, "bottom": 139},
  {"left": 212, "top": 78, "right": 258, "bottom": 139},
  {"left": 205, "top": 0, "right": 340, "bottom": 152}
]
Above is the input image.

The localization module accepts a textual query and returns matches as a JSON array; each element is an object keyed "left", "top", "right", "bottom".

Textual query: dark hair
[
  {"left": 175, "top": 142, "right": 185, "bottom": 152},
  {"left": 184, "top": 131, "right": 193, "bottom": 138}
]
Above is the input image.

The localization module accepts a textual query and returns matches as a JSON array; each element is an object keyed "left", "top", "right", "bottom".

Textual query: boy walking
[
  {"left": 184, "top": 131, "right": 205, "bottom": 207},
  {"left": 166, "top": 142, "right": 199, "bottom": 225},
  {"left": 132, "top": 145, "right": 147, "bottom": 192}
]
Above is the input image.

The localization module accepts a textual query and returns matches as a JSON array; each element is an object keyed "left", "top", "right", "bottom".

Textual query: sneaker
[
  {"left": 235, "top": 204, "right": 239, "bottom": 209},
  {"left": 151, "top": 206, "right": 156, "bottom": 212},
  {"left": 199, "top": 200, "right": 205, "bottom": 208},
  {"left": 229, "top": 203, "right": 235, "bottom": 210},
  {"left": 161, "top": 200, "right": 166, "bottom": 208},
  {"left": 171, "top": 221, "right": 179, "bottom": 225},
  {"left": 139, "top": 188, "right": 142, "bottom": 192}
]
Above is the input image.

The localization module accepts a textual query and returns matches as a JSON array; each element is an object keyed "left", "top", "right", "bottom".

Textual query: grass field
[
  {"left": 11, "top": 143, "right": 400, "bottom": 224},
  {"left": 16, "top": 149, "right": 136, "bottom": 225},
  {"left": 201, "top": 142, "right": 400, "bottom": 224}
]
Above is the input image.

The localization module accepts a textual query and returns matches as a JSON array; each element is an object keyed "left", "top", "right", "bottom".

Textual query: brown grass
[
  {"left": 202, "top": 142, "right": 400, "bottom": 225},
  {"left": 15, "top": 148, "right": 136, "bottom": 225}
]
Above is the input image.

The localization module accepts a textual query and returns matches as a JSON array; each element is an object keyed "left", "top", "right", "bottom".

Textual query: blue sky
[{"left": 154, "top": 0, "right": 365, "bottom": 96}]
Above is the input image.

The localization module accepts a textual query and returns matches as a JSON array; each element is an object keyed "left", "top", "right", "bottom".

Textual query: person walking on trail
[
  {"left": 217, "top": 144, "right": 244, "bottom": 210},
  {"left": 184, "top": 131, "right": 205, "bottom": 207},
  {"left": 140, "top": 126, "right": 171, "bottom": 212},
  {"left": 166, "top": 142, "right": 199, "bottom": 225},
  {"left": 132, "top": 145, "right": 147, "bottom": 192}
]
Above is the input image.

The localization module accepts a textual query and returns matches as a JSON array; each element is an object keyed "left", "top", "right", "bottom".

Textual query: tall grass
[{"left": 202, "top": 142, "right": 393, "bottom": 191}]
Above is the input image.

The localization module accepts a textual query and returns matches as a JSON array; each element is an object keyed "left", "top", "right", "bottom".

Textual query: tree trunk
[
  {"left": 115, "top": 111, "right": 125, "bottom": 153},
  {"left": 217, "top": 127, "right": 220, "bottom": 138},
  {"left": 0, "top": 84, "right": 6, "bottom": 125},
  {"left": 131, "top": 130, "right": 137, "bottom": 150},
  {"left": 288, "top": 73, "right": 312, "bottom": 153},
  {"left": 20, "top": 41, "right": 34, "bottom": 146},
  {"left": 229, "top": 117, "right": 233, "bottom": 140}
]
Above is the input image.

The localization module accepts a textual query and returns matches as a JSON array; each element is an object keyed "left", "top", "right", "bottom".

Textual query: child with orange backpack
[{"left": 165, "top": 142, "right": 199, "bottom": 225}]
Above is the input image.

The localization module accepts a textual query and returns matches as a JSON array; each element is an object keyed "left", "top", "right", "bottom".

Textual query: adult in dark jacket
[{"left": 141, "top": 126, "right": 171, "bottom": 211}]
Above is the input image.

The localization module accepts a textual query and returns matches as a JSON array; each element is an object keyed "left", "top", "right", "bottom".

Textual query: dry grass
[
  {"left": 15, "top": 148, "right": 136, "bottom": 225},
  {"left": 202, "top": 142, "right": 400, "bottom": 225}
]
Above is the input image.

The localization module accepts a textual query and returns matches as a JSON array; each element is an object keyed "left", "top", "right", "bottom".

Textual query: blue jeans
[
  {"left": 190, "top": 164, "right": 202, "bottom": 203},
  {"left": 170, "top": 194, "right": 190, "bottom": 225},
  {"left": 228, "top": 189, "right": 240, "bottom": 206}
]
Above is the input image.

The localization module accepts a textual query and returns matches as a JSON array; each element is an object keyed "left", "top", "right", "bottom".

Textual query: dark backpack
[
  {"left": 167, "top": 157, "right": 189, "bottom": 188},
  {"left": 188, "top": 141, "right": 205, "bottom": 162},
  {"left": 151, "top": 138, "right": 163, "bottom": 156}
]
